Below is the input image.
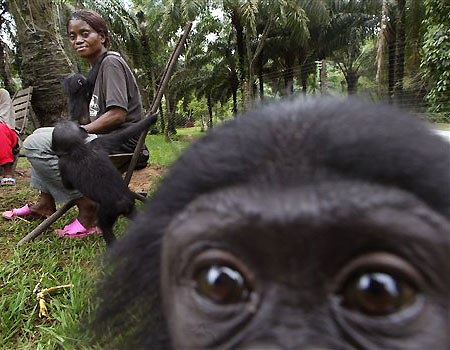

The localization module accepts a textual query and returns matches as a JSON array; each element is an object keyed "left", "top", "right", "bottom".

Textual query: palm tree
[
  {"left": 0, "top": 0, "right": 16, "bottom": 91},
  {"left": 322, "top": 0, "right": 380, "bottom": 95},
  {"left": 394, "top": 0, "right": 406, "bottom": 101},
  {"left": 376, "top": 0, "right": 391, "bottom": 98},
  {"left": 8, "top": 0, "right": 73, "bottom": 126},
  {"left": 231, "top": 0, "right": 310, "bottom": 107}
]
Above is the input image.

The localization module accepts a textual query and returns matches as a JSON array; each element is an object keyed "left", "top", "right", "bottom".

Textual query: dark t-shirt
[{"left": 89, "top": 52, "right": 143, "bottom": 153}]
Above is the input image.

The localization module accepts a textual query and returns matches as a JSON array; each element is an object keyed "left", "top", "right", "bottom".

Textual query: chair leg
[
  {"left": 132, "top": 191, "right": 147, "bottom": 203},
  {"left": 17, "top": 199, "right": 77, "bottom": 246}
]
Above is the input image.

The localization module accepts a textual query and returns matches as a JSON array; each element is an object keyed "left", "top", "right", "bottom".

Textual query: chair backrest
[{"left": 11, "top": 86, "right": 34, "bottom": 134}]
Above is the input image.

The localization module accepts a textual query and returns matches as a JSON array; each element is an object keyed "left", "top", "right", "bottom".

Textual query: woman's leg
[
  {"left": 23, "top": 128, "right": 98, "bottom": 227},
  {"left": 75, "top": 196, "right": 98, "bottom": 228},
  {"left": 3, "top": 163, "right": 13, "bottom": 177},
  {"left": 24, "top": 127, "right": 82, "bottom": 203}
]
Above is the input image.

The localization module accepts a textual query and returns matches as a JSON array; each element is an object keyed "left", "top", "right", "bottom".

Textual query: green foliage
[
  {"left": 187, "top": 97, "right": 209, "bottom": 121},
  {"left": 0, "top": 131, "right": 200, "bottom": 349},
  {"left": 145, "top": 131, "right": 195, "bottom": 166},
  {"left": 421, "top": 0, "right": 450, "bottom": 122},
  {"left": 0, "top": 190, "right": 104, "bottom": 349}
]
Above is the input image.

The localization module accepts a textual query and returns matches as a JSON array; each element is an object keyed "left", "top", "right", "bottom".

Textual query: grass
[
  {"left": 0, "top": 129, "right": 200, "bottom": 349},
  {"left": 146, "top": 126, "right": 204, "bottom": 166}
]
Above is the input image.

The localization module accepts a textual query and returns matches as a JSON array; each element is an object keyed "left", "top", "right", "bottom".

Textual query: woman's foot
[
  {"left": 2, "top": 204, "right": 47, "bottom": 220},
  {"left": 54, "top": 197, "right": 100, "bottom": 238},
  {"left": 54, "top": 219, "right": 101, "bottom": 238},
  {"left": 3, "top": 192, "right": 58, "bottom": 220}
]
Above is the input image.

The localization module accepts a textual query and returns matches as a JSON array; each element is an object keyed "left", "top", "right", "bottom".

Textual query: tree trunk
[
  {"left": 394, "top": 0, "right": 406, "bottom": 104},
  {"left": 207, "top": 93, "right": 213, "bottom": 129},
  {"left": 0, "top": 4, "right": 15, "bottom": 92},
  {"left": 376, "top": 0, "right": 389, "bottom": 98},
  {"left": 388, "top": 38, "right": 396, "bottom": 103},
  {"left": 232, "top": 87, "right": 238, "bottom": 117},
  {"left": 319, "top": 60, "right": 327, "bottom": 94},
  {"left": 230, "top": 8, "right": 246, "bottom": 110},
  {"left": 0, "top": 45, "right": 15, "bottom": 93},
  {"left": 300, "top": 62, "right": 309, "bottom": 96},
  {"left": 258, "top": 53, "right": 264, "bottom": 100},
  {"left": 164, "top": 93, "right": 176, "bottom": 141},
  {"left": 9, "top": 0, "right": 73, "bottom": 126},
  {"left": 284, "top": 68, "right": 294, "bottom": 95},
  {"left": 346, "top": 70, "right": 359, "bottom": 95},
  {"left": 283, "top": 52, "right": 295, "bottom": 95},
  {"left": 159, "top": 100, "right": 165, "bottom": 134}
]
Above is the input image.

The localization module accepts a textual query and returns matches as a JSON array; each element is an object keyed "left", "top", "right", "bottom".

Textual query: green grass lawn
[{"left": 0, "top": 129, "right": 201, "bottom": 349}]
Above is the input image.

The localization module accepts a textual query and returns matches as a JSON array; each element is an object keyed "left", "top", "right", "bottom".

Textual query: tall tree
[
  {"left": 421, "top": 0, "right": 450, "bottom": 122},
  {"left": 394, "top": 0, "right": 406, "bottom": 101},
  {"left": 0, "top": 0, "right": 16, "bottom": 91},
  {"left": 324, "top": 0, "right": 380, "bottom": 95},
  {"left": 8, "top": 0, "right": 73, "bottom": 126}
]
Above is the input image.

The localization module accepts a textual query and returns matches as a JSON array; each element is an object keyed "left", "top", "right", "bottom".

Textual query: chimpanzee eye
[
  {"left": 340, "top": 272, "right": 417, "bottom": 316},
  {"left": 195, "top": 265, "right": 250, "bottom": 304}
]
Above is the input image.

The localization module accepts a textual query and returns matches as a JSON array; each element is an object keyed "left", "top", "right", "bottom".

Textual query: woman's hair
[{"left": 67, "top": 9, "right": 111, "bottom": 49}]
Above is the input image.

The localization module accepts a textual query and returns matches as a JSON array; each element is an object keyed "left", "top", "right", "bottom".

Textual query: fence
[{"left": 166, "top": 59, "right": 449, "bottom": 131}]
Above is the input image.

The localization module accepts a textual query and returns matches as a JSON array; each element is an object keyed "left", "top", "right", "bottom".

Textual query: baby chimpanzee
[
  {"left": 62, "top": 73, "right": 92, "bottom": 125},
  {"left": 90, "top": 98, "right": 449, "bottom": 349},
  {"left": 52, "top": 115, "right": 157, "bottom": 245}
]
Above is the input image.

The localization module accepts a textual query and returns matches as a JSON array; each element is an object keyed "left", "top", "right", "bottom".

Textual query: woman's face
[{"left": 68, "top": 19, "right": 106, "bottom": 64}]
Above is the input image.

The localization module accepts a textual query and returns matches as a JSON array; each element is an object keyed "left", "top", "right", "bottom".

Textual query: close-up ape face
[
  {"left": 93, "top": 98, "right": 449, "bottom": 349},
  {"left": 162, "top": 181, "right": 448, "bottom": 349}
]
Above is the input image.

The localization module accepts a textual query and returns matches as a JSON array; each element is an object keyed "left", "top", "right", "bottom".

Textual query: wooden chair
[
  {"left": 10, "top": 87, "right": 39, "bottom": 174},
  {"left": 17, "top": 22, "right": 192, "bottom": 246},
  {"left": 12, "top": 86, "right": 39, "bottom": 133}
]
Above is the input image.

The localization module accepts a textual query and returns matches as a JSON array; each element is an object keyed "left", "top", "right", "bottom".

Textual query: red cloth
[{"left": 0, "top": 123, "right": 18, "bottom": 166}]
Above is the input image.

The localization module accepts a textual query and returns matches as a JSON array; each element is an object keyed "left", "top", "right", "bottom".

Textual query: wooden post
[{"left": 123, "top": 22, "right": 192, "bottom": 185}]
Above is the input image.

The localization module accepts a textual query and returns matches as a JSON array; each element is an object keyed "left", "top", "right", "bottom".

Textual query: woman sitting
[{"left": 2, "top": 9, "right": 146, "bottom": 238}]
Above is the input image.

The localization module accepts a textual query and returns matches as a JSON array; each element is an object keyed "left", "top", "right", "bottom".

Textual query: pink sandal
[
  {"left": 55, "top": 219, "right": 102, "bottom": 238},
  {"left": 55, "top": 219, "right": 101, "bottom": 238},
  {"left": 2, "top": 204, "right": 45, "bottom": 220}
]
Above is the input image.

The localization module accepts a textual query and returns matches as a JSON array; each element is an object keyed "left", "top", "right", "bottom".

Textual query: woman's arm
[{"left": 83, "top": 107, "right": 126, "bottom": 134}]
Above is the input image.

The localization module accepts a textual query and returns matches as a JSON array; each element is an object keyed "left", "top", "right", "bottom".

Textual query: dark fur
[
  {"left": 62, "top": 53, "right": 105, "bottom": 124},
  {"left": 62, "top": 73, "right": 92, "bottom": 124},
  {"left": 90, "top": 98, "right": 449, "bottom": 349},
  {"left": 52, "top": 115, "right": 157, "bottom": 245}
]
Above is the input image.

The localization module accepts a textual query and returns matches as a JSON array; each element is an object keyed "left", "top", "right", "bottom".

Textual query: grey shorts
[{"left": 23, "top": 127, "right": 97, "bottom": 203}]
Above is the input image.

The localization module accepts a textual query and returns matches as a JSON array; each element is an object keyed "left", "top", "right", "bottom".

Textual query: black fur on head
[
  {"left": 52, "top": 120, "right": 88, "bottom": 156},
  {"left": 89, "top": 97, "right": 450, "bottom": 349},
  {"left": 62, "top": 73, "right": 92, "bottom": 124},
  {"left": 62, "top": 54, "right": 106, "bottom": 124}
]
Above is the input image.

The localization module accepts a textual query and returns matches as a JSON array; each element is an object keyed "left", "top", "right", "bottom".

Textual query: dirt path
[{"left": 12, "top": 164, "right": 164, "bottom": 194}]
